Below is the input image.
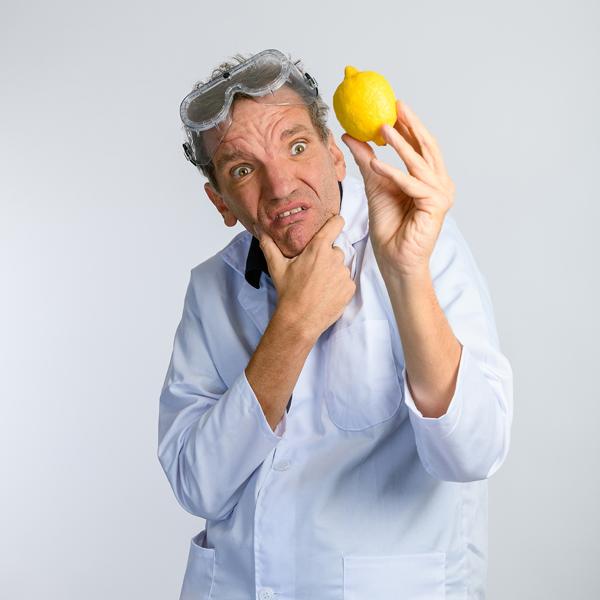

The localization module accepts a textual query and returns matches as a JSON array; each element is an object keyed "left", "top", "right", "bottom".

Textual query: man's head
[{"left": 182, "top": 51, "right": 347, "bottom": 258}]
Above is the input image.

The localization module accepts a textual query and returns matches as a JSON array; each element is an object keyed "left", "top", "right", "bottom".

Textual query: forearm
[
  {"left": 245, "top": 307, "right": 317, "bottom": 431},
  {"left": 381, "top": 267, "right": 462, "bottom": 418}
]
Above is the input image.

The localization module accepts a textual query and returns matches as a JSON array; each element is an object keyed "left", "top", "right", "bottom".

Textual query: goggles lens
[{"left": 180, "top": 49, "right": 319, "bottom": 167}]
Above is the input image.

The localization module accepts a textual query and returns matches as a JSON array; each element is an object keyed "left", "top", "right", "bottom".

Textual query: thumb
[
  {"left": 255, "top": 225, "right": 287, "bottom": 280},
  {"left": 341, "top": 133, "right": 379, "bottom": 182}
]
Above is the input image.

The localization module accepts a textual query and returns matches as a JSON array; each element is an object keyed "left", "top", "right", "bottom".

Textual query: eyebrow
[
  {"left": 280, "top": 123, "right": 312, "bottom": 140},
  {"left": 215, "top": 148, "right": 251, "bottom": 171},
  {"left": 215, "top": 123, "right": 313, "bottom": 171}
]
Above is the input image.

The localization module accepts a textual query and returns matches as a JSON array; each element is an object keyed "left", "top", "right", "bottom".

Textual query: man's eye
[
  {"left": 231, "top": 165, "right": 252, "bottom": 179},
  {"left": 291, "top": 141, "right": 307, "bottom": 155}
]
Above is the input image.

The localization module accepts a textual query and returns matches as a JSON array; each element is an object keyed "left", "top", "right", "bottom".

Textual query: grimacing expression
[{"left": 204, "top": 88, "right": 347, "bottom": 259}]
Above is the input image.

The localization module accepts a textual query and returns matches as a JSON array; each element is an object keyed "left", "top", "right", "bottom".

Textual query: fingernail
[{"left": 254, "top": 224, "right": 262, "bottom": 239}]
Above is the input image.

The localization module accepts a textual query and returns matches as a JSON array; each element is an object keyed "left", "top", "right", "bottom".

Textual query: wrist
[
  {"left": 272, "top": 303, "right": 320, "bottom": 347},
  {"left": 373, "top": 249, "right": 429, "bottom": 283},
  {"left": 379, "top": 263, "right": 431, "bottom": 289}
]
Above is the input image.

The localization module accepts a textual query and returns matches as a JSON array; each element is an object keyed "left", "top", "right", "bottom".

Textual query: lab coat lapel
[
  {"left": 220, "top": 232, "right": 271, "bottom": 337},
  {"left": 237, "top": 283, "right": 270, "bottom": 337}
]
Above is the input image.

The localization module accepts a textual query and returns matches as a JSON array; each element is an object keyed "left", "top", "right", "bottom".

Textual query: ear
[
  {"left": 204, "top": 182, "right": 238, "bottom": 227},
  {"left": 326, "top": 129, "right": 347, "bottom": 182}
]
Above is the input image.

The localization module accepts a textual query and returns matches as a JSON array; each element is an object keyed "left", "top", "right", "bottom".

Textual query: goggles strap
[{"left": 183, "top": 142, "right": 199, "bottom": 167}]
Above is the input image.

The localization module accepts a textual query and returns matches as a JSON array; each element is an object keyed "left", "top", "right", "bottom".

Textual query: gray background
[{"left": 1, "top": 0, "right": 598, "bottom": 598}]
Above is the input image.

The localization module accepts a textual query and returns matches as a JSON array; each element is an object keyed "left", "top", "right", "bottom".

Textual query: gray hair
[{"left": 181, "top": 51, "right": 331, "bottom": 193}]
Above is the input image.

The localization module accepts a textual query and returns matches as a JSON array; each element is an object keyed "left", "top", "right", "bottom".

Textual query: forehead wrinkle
[
  {"left": 215, "top": 117, "right": 267, "bottom": 170},
  {"left": 215, "top": 108, "right": 312, "bottom": 170}
]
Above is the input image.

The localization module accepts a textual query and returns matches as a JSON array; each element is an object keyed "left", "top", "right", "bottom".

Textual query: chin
[{"left": 278, "top": 223, "right": 315, "bottom": 258}]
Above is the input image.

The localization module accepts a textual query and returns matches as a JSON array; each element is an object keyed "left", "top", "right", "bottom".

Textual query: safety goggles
[{"left": 180, "top": 48, "right": 319, "bottom": 167}]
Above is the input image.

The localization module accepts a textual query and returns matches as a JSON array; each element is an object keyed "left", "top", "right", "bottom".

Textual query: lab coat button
[
  {"left": 273, "top": 460, "right": 291, "bottom": 471},
  {"left": 257, "top": 587, "right": 275, "bottom": 600}
]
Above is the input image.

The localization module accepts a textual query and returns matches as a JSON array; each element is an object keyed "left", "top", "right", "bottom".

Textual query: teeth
[{"left": 278, "top": 206, "right": 304, "bottom": 219}]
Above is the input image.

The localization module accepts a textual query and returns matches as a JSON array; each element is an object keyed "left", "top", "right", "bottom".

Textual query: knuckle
[{"left": 335, "top": 214, "right": 345, "bottom": 227}]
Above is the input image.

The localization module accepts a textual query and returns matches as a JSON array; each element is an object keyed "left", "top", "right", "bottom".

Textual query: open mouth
[{"left": 273, "top": 206, "right": 309, "bottom": 227}]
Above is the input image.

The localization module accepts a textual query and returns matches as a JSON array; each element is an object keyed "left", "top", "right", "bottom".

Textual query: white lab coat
[{"left": 157, "top": 174, "right": 514, "bottom": 600}]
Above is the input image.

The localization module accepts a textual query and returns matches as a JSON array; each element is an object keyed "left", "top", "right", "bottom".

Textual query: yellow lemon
[{"left": 333, "top": 66, "right": 397, "bottom": 146}]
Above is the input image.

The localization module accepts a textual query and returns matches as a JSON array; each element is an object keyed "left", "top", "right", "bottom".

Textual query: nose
[{"left": 260, "top": 157, "right": 297, "bottom": 206}]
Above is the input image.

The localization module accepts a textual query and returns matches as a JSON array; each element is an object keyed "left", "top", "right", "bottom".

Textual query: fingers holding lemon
[
  {"left": 333, "top": 66, "right": 397, "bottom": 146},
  {"left": 333, "top": 64, "right": 456, "bottom": 275}
]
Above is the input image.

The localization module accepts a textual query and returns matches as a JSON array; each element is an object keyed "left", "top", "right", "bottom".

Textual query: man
[{"left": 158, "top": 49, "right": 514, "bottom": 600}]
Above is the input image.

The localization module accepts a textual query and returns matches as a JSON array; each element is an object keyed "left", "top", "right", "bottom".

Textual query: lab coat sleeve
[
  {"left": 402, "top": 214, "right": 514, "bottom": 483},
  {"left": 157, "top": 273, "right": 285, "bottom": 521}
]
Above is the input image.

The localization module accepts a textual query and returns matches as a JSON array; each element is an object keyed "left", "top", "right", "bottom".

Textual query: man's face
[{"left": 204, "top": 87, "right": 346, "bottom": 258}]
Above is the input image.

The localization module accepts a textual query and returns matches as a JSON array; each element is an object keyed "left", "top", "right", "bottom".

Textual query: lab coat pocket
[
  {"left": 343, "top": 552, "right": 446, "bottom": 600},
  {"left": 179, "top": 529, "right": 216, "bottom": 600},
  {"left": 325, "top": 319, "right": 403, "bottom": 431}
]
